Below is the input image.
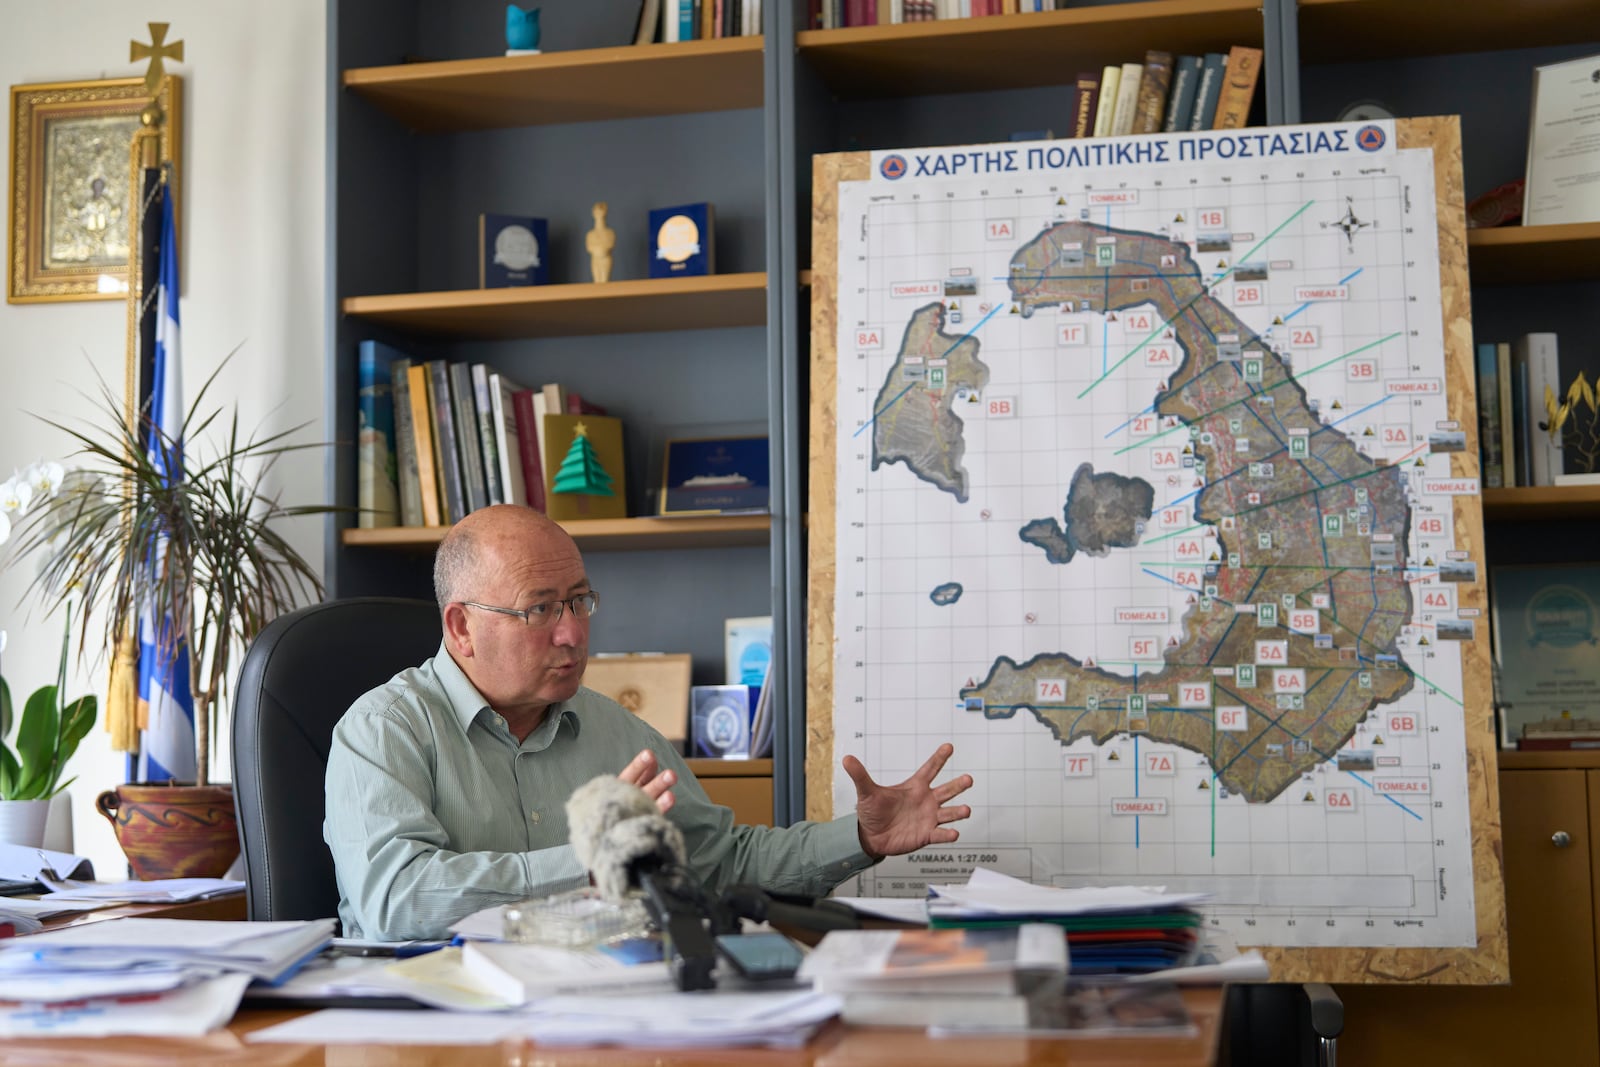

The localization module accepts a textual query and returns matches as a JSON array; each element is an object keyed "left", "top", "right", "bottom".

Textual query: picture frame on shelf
[
  {"left": 7, "top": 76, "right": 181, "bottom": 304},
  {"left": 1491, "top": 562, "right": 1600, "bottom": 749},
  {"left": 659, "top": 435, "right": 769, "bottom": 516},
  {"left": 584, "top": 653, "right": 692, "bottom": 752}
]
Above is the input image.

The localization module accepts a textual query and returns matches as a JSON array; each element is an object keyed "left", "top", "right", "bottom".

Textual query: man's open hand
[{"left": 845, "top": 743, "right": 973, "bottom": 860}]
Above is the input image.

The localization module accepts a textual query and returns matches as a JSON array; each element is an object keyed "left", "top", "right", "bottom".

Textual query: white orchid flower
[
  {"left": 0, "top": 475, "right": 31, "bottom": 517},
  {"left": 24, "top": 460, "right": 65, "bottom": 502}
]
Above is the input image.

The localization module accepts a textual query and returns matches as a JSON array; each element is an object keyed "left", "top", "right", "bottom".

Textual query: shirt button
[{"left": 529, "top": 810, "right": 541, "bottom": 824}]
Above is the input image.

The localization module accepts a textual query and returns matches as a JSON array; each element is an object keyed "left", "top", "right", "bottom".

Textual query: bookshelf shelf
[
  {"left": 1466, "top": 223, "right": 1600, "bottom": 286},
  {"left": 343, "top": 38, "right": 764, "bottom": 132},
  {"left": 796, "top": 0, "right": 1262, "bottom": 98},
  {"left": 342, "top": 273, "right": 768, "bottom": 340},
  {"left": 1482, "top": 485, "right": 1600, "bottom": 521},
  {"left": 341, "top": 514, "right": 772, "bottom": 552},
  {"left": 1297, "top": 0, "right": 1596, "bottom": 63}
]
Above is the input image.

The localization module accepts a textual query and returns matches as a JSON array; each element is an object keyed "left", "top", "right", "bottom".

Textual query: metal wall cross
[{"left": 130, "top": 22, "right": 185, "bottom": 95}]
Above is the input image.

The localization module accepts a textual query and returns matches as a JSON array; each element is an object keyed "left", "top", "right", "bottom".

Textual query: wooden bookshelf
[
  {"left": 796, "top": 0, "right": 1261, "bottom": 98},
  {"left": 343, "top": 38, "right": 764, "bottom": 132},
  {"left": 342, "top": 514, "right": 772, "bottom": 552},
  {"left": 342, "top": 273, "right": 767, "bottom": 340},
  {"left": 1467, "top": 223, "right": 1600, "bottom": 286},
  {"left": 1297, "top": 0, "right": 1596, "bottom": 63},
  {"left": 1482, "top": 484, "right": 1600, "bottom": 521}
]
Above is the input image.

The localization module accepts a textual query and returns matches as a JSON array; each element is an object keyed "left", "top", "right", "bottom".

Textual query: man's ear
[{"left": 442, "top": 602, "right": 474, "bottom": 657}]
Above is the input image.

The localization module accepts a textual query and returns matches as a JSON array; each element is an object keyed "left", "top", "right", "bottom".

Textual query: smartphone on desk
[{"left": 714, "top": 931, "right": 805, "bottom": 981}]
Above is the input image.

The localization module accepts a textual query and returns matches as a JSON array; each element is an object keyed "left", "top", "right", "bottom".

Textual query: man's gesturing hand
[
  {"left": 617, "top": 748, "right": 676, "bottom": 814},
  {"left": 845, "top": 743, "right": 973, "bottom": 861}
]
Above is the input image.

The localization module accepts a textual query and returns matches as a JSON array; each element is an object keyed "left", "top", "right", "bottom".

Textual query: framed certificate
[
  {"left": 1491, "top": 563, "right": 1600, "bottom": 745},
  {"left": 1522, "top": 53, "right": 1600, "bottom": 226},
  {"left": 659, "top": 435, "right": 769, "bottom": 515}
]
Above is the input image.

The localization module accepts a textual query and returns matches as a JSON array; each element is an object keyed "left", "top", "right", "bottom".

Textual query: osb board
[
  {"left": 584, "top": 653, "right": 692, "bottom": 744},
  {"left": 805, "top": 120, "right": 1507, "bottom": 985}
]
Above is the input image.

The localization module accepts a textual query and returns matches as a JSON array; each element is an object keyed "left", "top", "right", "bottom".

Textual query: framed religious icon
[{"left": 8, "top": 76, "right": 181, "bottom": 304}]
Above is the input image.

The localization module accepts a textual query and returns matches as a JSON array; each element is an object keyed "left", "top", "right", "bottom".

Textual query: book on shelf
[
  {"left": 1188, "top": 52, "right": 1227, "bottom": 132},
  {"left": 510, "top": 388, "right": 548, "bottom": 513},
  {"left": 1108, "top": 61, "right": 1143, "bottom": 137},
  {"left": 356, "top": 340, "right": 404, "bottom": 529},
  {"left": 1211, "top": 45, "right": 1262, "bottom": 130},
  {"left": 470, "top": 364, "right": 504, "bottom": 507},
  {"left": 448, "top": 362, "right": 490, "bottom": 515},
  {"left": 1092, "top": 64, "right": 1120, "bottom": 138},
  {"left": 1475, "top": 342, "right": 1505, "bottom": 489},
  {"left": 542, "top": 412, "right": 627, "bottom": 522},
  {"left": 405, "top": 363, "right": 443, "bottom": 527},
  {"left": 489, "top": 372, "right": 529, "bottom": 508},
  {"left": 634, "top": 0, "right": 660, "bottom": 43},
  {"left": 1512, "top": 332, "right": 1563, "bottom": 485},
  {"left": 1495, "top": 341, "right": 1517, "bottom": 488},
  {"left": 1131, "top": 50, "right": 1173, "bottom": 135},
  {"left": 1068, "top": 70, "right": 1100, "bottom": 139},
  {"left": 1161, "top": 55, "right": 1202, "bottom": 133},
  {"left": 389, "top": 354, "right": 424, "bottom": 527},
  {"left": 797, "top": 923, "right": 1068, "bottom": 996},
  {"left": 1522, "top": 52, "right": 1600, "bottom": 227},
  {"left": 426, "top": 360, "right": 468, "bottom": 524},
  {"left": 1510, "top": 352, "right": 1533, "bottom": 487}
]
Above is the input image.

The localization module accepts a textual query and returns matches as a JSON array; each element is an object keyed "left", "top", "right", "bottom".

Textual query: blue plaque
[{"left": 479, "top": 213, "right": 550, "bottom": 288}]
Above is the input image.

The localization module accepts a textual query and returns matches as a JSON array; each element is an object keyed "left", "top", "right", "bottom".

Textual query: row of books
[
  {"left": 356, "top": 341, "right": 627, "bottom": 529},
  {"left": 1066, "top": 47, "right": 1261, "bottom": 140},
  {"left": 655, "top": 0, "right": 762, "bottom": 42},
  {"left": 1475, "top": 333, "right": 1566, "bottom": 488},
  {"left": 813, "top": 0, "right": 1073, "bottom": 25}
]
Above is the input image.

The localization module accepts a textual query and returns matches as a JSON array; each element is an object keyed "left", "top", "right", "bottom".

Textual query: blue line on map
[
  {"left": 1105, "top": 402, "right": 1157, "bottom": 439},
  {"left": 1322, "top": 394, "right": 1395, "bottom": 431},
  {"left": 851, "top": 302, "right": 1006, "bottom": 438},
  {"left": 1337, "top": 268, "right": 1364, "bottom": 286},
  {"left": 1133, "top": 733, "right": 1141, "bottom": 848},
  {"left": 1345, "top": 770, "right": 1423, "bottom": 820},
  {"left": 853, "top": 384, "right": 916, "bottom": 438}
]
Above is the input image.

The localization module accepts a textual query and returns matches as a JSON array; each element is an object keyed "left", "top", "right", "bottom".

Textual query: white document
[
  {"left": 928, "top": 867, "right": 1209, "bottom": 916},
  {"left": 448, "top": 902, "right": 507, "bottom": 941},
  {"left": 0, "top": 842, "right": 93, "bottom": 882},
  {"left": 1524, "top": 53, "right": 1600, "bottom": 225},
  {"left": 41, "top": 877, "right": 246, "bottom": 902},
  {"left": 514, "top": 989, "right": 840, "bottom": 1049},
  {"left": 833, "top": 896, "right": 929, "bottom": 923},
  {"left": 7, "top": 917, "right": 335, "bottom": 982},
  {"left": 461, "top": 940, "right": 672, "bottom": 1005},
  {"left": 0, "top": 973, "right": 250, "bottom": 1037},
  {"left": 247, "top": 1008, "right": 529, "bottom": 1045}
]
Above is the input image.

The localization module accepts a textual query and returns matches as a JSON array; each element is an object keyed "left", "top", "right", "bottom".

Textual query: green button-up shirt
[{"left": 325, "top": 643, "right": 874, "bottom": 940}]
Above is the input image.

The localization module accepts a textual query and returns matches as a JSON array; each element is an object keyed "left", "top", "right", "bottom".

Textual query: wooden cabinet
[
  {"left": 688, "top": 759, "right": 775, "bottom": 826},
  {"left": 1334, "top": 757, "right": 1600, "bottom": 1065}
]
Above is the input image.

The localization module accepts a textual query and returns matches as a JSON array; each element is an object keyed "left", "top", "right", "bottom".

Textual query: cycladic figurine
[{"left": 586, "top": 201, "right": 616, "bottom": 284}]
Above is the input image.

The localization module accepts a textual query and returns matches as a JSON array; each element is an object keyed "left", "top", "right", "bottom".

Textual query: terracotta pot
[{"left": 95, "top": 783, "right": 240, "bottom": 880}]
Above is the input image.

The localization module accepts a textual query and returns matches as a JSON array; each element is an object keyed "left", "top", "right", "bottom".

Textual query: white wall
[{"left": 0, "top": 0, "right": 326, "bottom": 877}]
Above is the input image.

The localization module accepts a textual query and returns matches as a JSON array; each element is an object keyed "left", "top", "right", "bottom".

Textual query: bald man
[{"left": 325, "top": 505, "right": 972, "bottom": 941}]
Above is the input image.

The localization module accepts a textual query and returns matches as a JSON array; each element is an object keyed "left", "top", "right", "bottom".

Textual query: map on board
[{"left": 828, "top": 121, "right": 1485, "bottom": 949}]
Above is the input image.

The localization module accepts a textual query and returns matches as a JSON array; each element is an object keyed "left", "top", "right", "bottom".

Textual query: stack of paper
[
  {"left": 925, "top": 868, "right": 1214, "bottom": 977},
  {"left": 460, "top": 939, "right": 673, "bottom": 1004},
  {"left": 40, "top": 877, "right": 246, "bottom": 903},
  {"left": 0, "top": 917, "right": 335, "bottom": 1037},
  {"left": 518, "top": 988, "right": 841, "bottom": 1049}
]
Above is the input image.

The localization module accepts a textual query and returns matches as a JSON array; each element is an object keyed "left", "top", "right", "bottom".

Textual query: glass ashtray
[{"left": 502, "top": 886, "right": 652, "bottom": 948}]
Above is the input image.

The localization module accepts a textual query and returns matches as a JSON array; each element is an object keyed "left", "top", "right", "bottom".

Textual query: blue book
[
  {"left": 1162, "top": 55, "right": 1203, "bottom": 133},
  {"left": 479, "top": 213, "right": 550, "bottom": 288},
  {"left": 1476, "top": 342, "right": 1504, "bottom": 488},
  {"left": 649, "top": 202, "right": 715, "bottom": 278},
  {"left": 1188, "top": 53, "right": 1228, "bottom": 131},
  {"left": 357, "top": 341, "right": 405, "bottom": 528}
]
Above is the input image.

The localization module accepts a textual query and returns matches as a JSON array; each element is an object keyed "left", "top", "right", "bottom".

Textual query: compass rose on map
[{"left": 1321, "top": 196, "right": 1374, "bottom": 251}]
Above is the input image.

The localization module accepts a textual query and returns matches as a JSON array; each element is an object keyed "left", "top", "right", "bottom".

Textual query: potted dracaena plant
[{"left": 7, "top": 362, "right": 335, "bottom": 878}]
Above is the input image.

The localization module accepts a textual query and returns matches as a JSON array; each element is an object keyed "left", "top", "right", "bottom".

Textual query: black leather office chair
[{"left": 231, "top": 597, "right": 441, "bottom": 922}]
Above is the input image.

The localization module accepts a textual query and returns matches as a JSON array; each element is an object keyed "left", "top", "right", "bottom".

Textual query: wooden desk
[
  {"left": 0, "top": 987, "right": 1224, "bottom": 1066},
  {"left": 39, "top": 892, "right": 248, "bottom": 931}
]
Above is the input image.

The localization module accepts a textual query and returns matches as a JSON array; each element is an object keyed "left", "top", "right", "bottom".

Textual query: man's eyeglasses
[{"left": 459, "top": 591, "right": 599, "bottom": 628}]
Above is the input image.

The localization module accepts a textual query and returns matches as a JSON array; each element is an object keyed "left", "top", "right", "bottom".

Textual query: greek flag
[{"left": 136, "top": 186, "right": 196, "bottom": 783}]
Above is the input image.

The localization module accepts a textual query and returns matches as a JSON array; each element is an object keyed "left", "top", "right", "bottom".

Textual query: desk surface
[{"left": 0, "top": 987, "right": 1223, "bottom": 1067}]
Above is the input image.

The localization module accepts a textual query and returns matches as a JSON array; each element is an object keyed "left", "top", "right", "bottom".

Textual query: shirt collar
[{"left": 432, "top": 641, "right": 582, "bottom": 739}]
